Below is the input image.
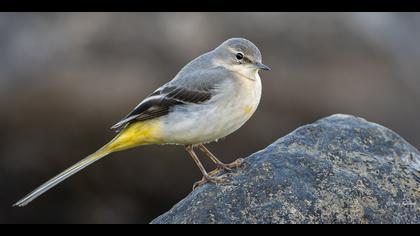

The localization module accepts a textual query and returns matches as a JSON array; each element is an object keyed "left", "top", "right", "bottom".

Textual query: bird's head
[{"left": 212, "top": 38, "right": 270, "bottom": 74}]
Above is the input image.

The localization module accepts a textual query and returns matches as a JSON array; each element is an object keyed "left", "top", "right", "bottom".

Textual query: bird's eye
[{"left": 236, "top": 53, "right": 244, "bottom": 60}]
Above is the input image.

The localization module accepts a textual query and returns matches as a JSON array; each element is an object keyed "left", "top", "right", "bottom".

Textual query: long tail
[
  {"left": 13, "top": 120, "right": 162, "bottom": 207},
  {"left": 13, "top": 142, "right": 114, "bottom": 207}
]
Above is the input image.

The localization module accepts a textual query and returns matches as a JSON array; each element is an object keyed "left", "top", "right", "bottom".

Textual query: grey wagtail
[{"left": 14, "top": 38, "right": 270, "bottom": 207}]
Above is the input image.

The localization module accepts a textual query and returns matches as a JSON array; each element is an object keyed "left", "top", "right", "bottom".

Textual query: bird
[{"left": 13, "top": 37, "right": 270, "bottom": 207}]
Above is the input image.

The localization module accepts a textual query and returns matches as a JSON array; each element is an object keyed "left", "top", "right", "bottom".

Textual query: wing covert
[{"left": 111, "top": 85, "right": 213, "bottom": 132}]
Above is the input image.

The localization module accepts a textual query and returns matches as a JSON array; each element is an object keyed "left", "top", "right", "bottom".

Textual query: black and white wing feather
[{"left": 111, "top": 85, "right": 213, "bottom": 132}]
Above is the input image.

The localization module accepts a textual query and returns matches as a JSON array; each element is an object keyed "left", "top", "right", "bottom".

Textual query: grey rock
[{"left": 151, "top": 114, "right": 420, "bottom": 224}]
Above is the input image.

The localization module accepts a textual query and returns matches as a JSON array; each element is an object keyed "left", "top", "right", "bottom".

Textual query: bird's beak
[{"left": 255, "top": 62, "right": 271, "bottom": 71}]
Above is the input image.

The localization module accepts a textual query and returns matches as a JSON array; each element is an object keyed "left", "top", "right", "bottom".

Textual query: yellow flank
[
  {"left": 106, "top": 119, "right": 164, "bottom": 152},
  {"left": 244, "top": 105, "right": 254, "bottom": 115}
]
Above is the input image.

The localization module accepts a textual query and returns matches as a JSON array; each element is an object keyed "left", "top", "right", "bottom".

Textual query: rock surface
[{"left": 151, "top": 114, "right": 420, "bottom": 224}]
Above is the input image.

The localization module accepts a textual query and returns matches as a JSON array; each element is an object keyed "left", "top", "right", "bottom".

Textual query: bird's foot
[
  {"left": 223, "top": 158, "right": 244, "bottom": 169},
  {"left": 192, "top": 175, "right": 228, "bottom": 190},
  {"left": 208, "top": 158, "right": 245, "bottom": 176},
  {"left": 192, "top": 158, "right": 245, "bottom": 190}
]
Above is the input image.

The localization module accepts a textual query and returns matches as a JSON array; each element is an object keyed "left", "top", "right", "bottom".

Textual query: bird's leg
[
  {"left": 197, "top": 144, "right": 244, "bottom": 176},
  {"left": 185, "top": 145, "right": 227, "bottom": 190}
]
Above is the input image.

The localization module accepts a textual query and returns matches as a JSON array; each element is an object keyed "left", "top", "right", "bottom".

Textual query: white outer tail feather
[{"left": 13, "top": 148, "right": 111, "bottom": 207}]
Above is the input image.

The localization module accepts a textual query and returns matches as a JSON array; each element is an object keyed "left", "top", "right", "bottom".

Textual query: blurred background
[{"left": 1, "top": 12, "right": 420, "bottom": 223}]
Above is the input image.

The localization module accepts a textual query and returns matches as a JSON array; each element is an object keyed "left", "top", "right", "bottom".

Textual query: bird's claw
[
  {"left": 192, "top": 175, "right": 228, "bottom": 190},
  {"left": 207, "top": 158, "right": 245, "bottom": 176},
  {"left": 223, "top": 158, "right": 244, "bottom": 169},
  {"left": 192, "top": 158, "right": 245, "bottom": 190}
]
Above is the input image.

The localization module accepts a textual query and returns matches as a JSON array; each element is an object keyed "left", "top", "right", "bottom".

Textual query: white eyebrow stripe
[{"left": 228, "top": 47, "right": 241, "bottom": 54}]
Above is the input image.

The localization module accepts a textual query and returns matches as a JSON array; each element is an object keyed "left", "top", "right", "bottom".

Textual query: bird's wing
[
  {"left": 111, "top": 66, "right": 233, "bottom": 132},
  {"left": 110, "top": 84, "right": 214, "bottom": 132}
]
